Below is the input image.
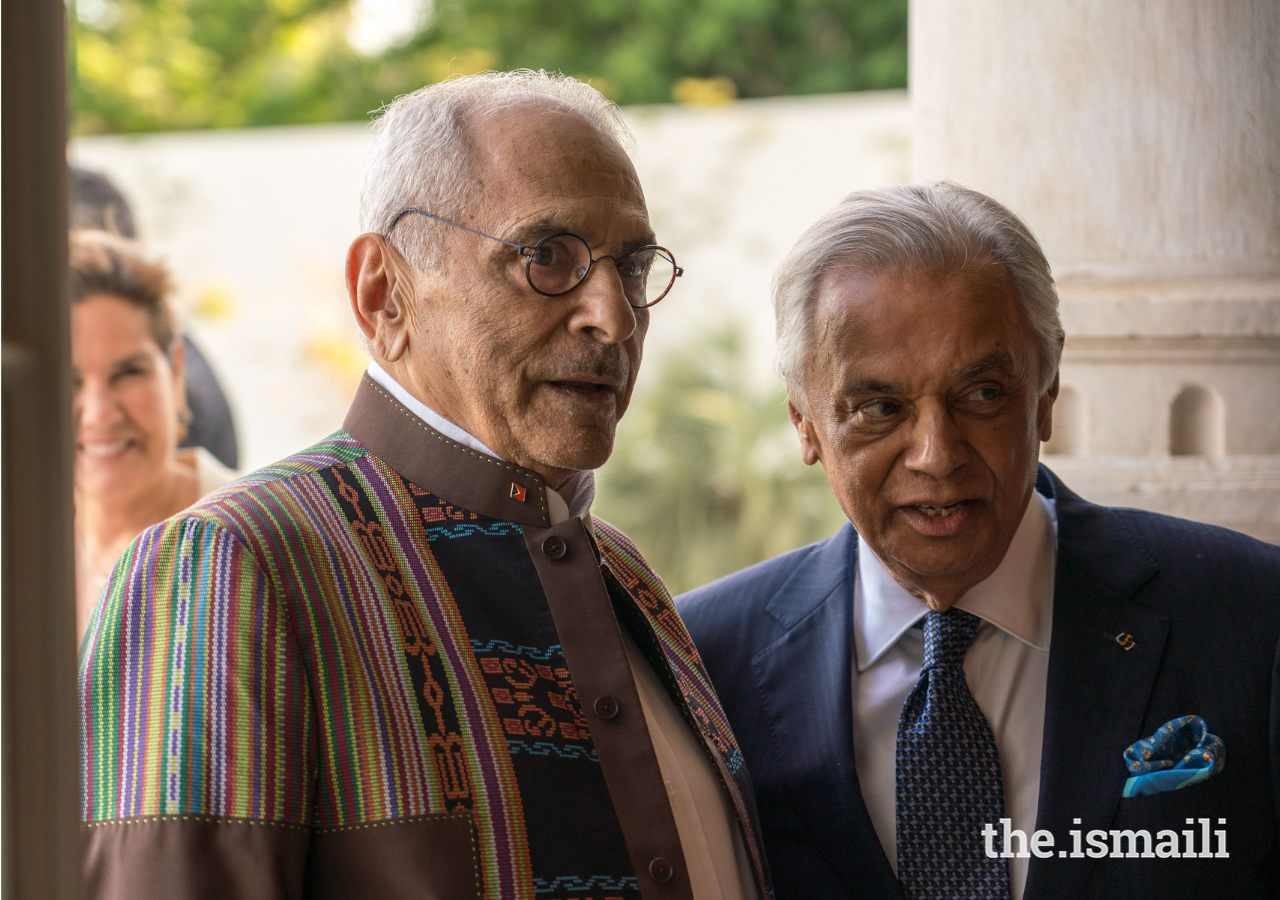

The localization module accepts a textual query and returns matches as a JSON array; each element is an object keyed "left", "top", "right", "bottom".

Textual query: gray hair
[
  {"left": 359, "top": 70, "right": 634, "bottom": 271},
  {"left": 773, "top": 181, "right": 1065, "bottom": 408}
]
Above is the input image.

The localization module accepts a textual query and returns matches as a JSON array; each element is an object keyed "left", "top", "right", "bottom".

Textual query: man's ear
[
  {"left": 1037, "top": 371, "right": 1060, "bottom": 444},
  {"left": 346, "top": 233, "right": 418, "bottom": 363},
  {"left": 787, "top": 391, "right": 823, "bottom": 467}
]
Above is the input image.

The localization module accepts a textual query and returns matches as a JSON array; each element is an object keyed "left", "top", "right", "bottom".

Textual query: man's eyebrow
[
  {"left": 843, "top": 378, "right": 907, "bottom": 396},
  {"left": 951, "top": 351, "right": 1017, "bottom": 381},
  {"left": 505, "top": 216, "right": 560, "bottom": 245},
  {"left": 623, "top": 229, "right": 659, "bottom": 251},
  {"left": 506, "top": 217, "right": 657, "bottom": 249}
]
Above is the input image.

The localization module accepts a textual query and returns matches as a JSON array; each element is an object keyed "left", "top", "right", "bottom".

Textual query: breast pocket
[
  {"left": 1087, "top": 774, "right": 1268, "bottom": 900},
  {"left": 1112, "top": 769, "right": 1232, "bottom": 831},
  {"left": 305, "top": 811, "right": 481, "bottom": 900}
]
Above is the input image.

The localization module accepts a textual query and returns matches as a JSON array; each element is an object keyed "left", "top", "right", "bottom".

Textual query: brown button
[
  {"left": 542, "top": 535, "right": 567, "bottom": 560},
  {"left": 594, "top": 695, "right": 620, "bottom": 719},
  {"left": 648, "top": 857, "right": 673, "bottom": 883}
]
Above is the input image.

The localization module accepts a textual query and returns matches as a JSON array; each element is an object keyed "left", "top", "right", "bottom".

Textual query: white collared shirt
[{"left": 853, "top": 492, "right": 1058, "bottom": 900}]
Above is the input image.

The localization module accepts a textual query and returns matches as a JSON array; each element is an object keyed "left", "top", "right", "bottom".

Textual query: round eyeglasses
[{"left": 385, "top": 207, "right": 683, "bottom": 308}]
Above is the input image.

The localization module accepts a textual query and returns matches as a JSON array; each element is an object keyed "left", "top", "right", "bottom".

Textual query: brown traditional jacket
[{"left": 81, "top": 375, "right": 772, "bottom": 900}]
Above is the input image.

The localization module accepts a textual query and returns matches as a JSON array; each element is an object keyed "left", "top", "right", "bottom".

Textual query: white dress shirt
[
  {"left": 853, "top": 491, "right": 1058, "bottom": 900},
  {"left": 364, "top": 362, "right": 758, "bottom": 900}
]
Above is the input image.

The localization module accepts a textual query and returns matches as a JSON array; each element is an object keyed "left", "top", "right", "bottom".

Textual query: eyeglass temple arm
[{"left": 384, "top": 208, "right": 533, "bottom": 255}]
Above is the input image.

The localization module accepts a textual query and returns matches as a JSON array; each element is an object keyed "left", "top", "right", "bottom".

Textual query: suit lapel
[
  {"left": 750, "top": 524, "right": 903, "bottom": 897},
  {"left": 1024, "top": 469, "right": 1167, "bottom": 900}
]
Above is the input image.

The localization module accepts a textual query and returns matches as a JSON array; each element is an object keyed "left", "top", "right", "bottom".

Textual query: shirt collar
[
  {"left": 366, "top": 360, "right": 500, "bottom": 458},
  {"left": 853, "top": 491, "right": 1058, "bottom": 672},
  {"left": 364, "top": 362, "right": 594, "bottom": 524}
]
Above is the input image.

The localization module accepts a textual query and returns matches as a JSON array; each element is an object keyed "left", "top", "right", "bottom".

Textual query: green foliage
[
  {"left": 594, "top": 328, "right": 848, "bottom": 596},
  {"left": 70, "top": 0, "right": 907, "bottom": 134}
]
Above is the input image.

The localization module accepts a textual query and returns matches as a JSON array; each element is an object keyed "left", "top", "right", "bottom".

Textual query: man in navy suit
[{"left": 678, "top": 183, "right": 1280, "bottom": 899}]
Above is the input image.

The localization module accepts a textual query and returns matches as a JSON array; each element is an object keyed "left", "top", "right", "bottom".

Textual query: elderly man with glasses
[{"left": 79, "top": 71, "right": 769, "bottom": 900}]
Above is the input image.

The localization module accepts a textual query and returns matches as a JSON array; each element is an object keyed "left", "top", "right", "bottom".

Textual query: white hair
[
  {"left": 773, "top": 181, "right": 1065, "bottom": 408},
  {"left": 359, "top": 69, "right": 635, "bottom": 270}
]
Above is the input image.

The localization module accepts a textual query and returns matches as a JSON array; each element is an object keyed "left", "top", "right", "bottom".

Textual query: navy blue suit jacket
[{"left": 677, "top": 467, "right": 1280, "bottom": 899}]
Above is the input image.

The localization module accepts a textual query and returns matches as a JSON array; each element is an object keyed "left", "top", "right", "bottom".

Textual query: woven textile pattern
[
  {"left": 595, "top": 523, "right": 745, "bottom": 772},
  {"left": 896, "top": 608, "right": 1010, "bottom": 900},
  {"left": 80, "top": 430, "right": 740, "bottom": 899}
]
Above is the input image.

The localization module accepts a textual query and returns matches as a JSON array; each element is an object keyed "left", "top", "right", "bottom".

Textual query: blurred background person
[
  {"left": 70, "top": 230, "right": 236, "bottom": 643},
  {"left": 70, "top": 165, "right": 240, "bottom": 469}
]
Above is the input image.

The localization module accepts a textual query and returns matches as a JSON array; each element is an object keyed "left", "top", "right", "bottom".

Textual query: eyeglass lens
[{"left": 527, "top": 234, "right": 677, "bottom": 308}]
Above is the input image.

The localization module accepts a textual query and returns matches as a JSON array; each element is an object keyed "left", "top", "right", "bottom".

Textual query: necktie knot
[{"left": 921, "top": 607, "right": 981, "bottom": 673}]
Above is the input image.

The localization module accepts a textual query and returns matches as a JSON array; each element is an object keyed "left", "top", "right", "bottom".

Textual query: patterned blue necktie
[{"left": 896, "top": 608, "right": 1010, "bottom": 900}]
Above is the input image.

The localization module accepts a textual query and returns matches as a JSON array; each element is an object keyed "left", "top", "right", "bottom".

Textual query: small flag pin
[{"left": 510, "top": 483, "right": 527, "bottom": 502}]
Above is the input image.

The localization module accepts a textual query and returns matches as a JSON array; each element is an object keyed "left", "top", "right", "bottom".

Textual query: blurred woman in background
[{"left": 71, "top": 230, "right": 236, "bottom": 645}]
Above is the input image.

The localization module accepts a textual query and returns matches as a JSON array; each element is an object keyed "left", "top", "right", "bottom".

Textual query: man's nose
[
  {"left": 903, "top": 400, "right": 969, "bottom": 479},
  {"left": 567, "top": 259, "right": 638, "bottom": 344}
]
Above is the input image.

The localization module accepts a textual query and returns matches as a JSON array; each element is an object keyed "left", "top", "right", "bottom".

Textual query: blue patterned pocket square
[{"left": 1122, "top": 715, "right": 1225, "bottom": 798}]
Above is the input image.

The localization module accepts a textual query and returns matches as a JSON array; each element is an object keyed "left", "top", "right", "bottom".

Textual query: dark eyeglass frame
[{"left": 384, "top": 207, "right": 683, "bottom": 308}]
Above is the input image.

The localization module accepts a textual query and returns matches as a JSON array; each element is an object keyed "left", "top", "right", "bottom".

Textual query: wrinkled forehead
[
  {"left": 466, "top": 106, "right": 647, "bottom": 216},
  {"left": 816, "top": 251, "right": 1011, "bottom": 298},
  {"left": 811, "top": 262, "right": 1036, "bottom": 372},
  {"left": 817, "top": 261, "right": 1024, "bottom": 329}
]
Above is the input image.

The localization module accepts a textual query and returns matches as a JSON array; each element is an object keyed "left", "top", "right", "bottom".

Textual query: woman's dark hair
[
  {"left": 69, "top": 167, "right": 138, "bottom": 238},
  {"left": 69, "top": 230, "right": 177, "bottom": 351}
]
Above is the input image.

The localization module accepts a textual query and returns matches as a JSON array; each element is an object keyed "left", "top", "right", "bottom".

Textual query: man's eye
[
  {"left": 859, "top": 400, "right": 900, "bottom": 419},
  {"left": 617, "top": 250, "right": 654, "bottom": 281},
  {"left": 531, "top": 238, "right": 578, "bottom": 269},
  {"left": 967, "top": 386, "right": 1002, "bottom": 402},
  {"left": 530, "top": 244, "right": 557, "bottom": 267}
]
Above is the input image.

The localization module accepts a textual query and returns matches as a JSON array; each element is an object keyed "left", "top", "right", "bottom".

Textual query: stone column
[{"left": 911, "top": 0, "right": 1280, "bottom": 541}]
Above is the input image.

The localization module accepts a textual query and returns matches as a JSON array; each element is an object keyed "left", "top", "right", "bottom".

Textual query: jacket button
[
  {"left": 648, "top": 857, "right": 673, "bottom": 883},
  {"left": 542, "top": 535, "right": 567, "bottom": 560},
  {"left": 594, "top": 696, "right": 620, "bottom": 719}
]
